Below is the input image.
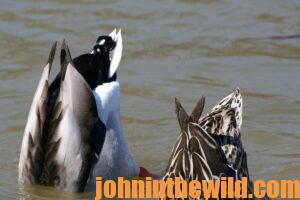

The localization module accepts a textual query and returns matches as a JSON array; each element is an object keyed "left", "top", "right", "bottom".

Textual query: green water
[{"left": 0, "top": 0, "right": 299, "bottom": 199}]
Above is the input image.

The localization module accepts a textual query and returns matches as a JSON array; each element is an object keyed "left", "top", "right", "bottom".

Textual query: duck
[
  {"left": 163, "top": 89, "right": 270, "bottom": 199},
  {"left": 18, "top": 29, "right": 148, "bottom": 192},
  {"left": 19, "top": 31, "right": 266, "bottom": 198}
]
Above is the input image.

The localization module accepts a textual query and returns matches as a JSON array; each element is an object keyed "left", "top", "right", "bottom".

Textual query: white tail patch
[{"left": 109, "top": 29, "right": 122, "bottom": 78}]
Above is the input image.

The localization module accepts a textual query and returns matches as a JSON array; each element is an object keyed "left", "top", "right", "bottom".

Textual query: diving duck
[
  {"left": 163, "top": 89, "right": 269, "bottom": 199},
  {"left": 18, "top": 29, "right": 144, "bottom": 192}
]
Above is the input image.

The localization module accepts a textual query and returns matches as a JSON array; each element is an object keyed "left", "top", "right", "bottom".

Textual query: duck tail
[
  {"left": 38, "top": 41, "right": 106, "bottom": 192},
  {"left": 164, "top": 97, "right": 224, "bottom": 182},
  {"left": 18, "top": 41, "right": 57, "bottom": 185}
]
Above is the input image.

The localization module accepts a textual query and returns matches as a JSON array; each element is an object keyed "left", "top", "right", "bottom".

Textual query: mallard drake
[
  {"left": 163, "top": 89, "right": 269, "bottom": 199},
  {"left": 18, "top": 29, "right": 143, "bottom": 192}
]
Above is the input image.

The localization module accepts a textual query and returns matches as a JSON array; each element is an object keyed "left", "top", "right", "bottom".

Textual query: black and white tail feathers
[{"left": 19, "top": 41, "right": 106, "bottom": 192}]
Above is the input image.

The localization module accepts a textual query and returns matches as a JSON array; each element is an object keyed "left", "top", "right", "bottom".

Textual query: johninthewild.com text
[{"left": 94, "top": 177, "right": 300, "bottom": 199}]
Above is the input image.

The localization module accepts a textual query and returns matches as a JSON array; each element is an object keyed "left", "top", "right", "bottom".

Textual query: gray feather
[
  {"left": 40, "top": 42, "right": 106, "bottom": 192},
  {"left": 18, "top": 42, "right": 57, "bottom": 184},
  {"left": 19, "top": 41, "right": 106, "bottom": 192}
]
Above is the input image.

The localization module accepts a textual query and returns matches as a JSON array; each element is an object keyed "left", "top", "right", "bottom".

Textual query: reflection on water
[{"left": 0, "top": 0, "right": 299, "bottom": 199}]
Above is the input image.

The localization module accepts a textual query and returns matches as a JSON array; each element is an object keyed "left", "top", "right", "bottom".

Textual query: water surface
[{"left": 0, "top": 0, "right": 300, "bottom": 199}]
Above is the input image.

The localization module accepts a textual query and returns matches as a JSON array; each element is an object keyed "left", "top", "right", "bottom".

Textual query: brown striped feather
[{"left": 163, "top": 92, "right": 268, "bottom": 199}]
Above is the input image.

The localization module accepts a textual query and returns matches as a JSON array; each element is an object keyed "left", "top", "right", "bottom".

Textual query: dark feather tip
[
  {"left": 61, "top": 39, "right": 73, "bottom": 64},
  {"left": 191, "top": 95, "right": 205, "bottom": 122},
  {"left": 60, "top": 39, "right": 74, "bottom": 80},
  {"left": 174, "top": 98, "right": 189, "bottom": 131},
  {"left": 47, "top": 41, "right": 57, "bottom": 72}
]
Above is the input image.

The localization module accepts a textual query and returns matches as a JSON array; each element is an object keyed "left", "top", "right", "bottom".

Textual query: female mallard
[
  {"left": 163, "top": 89, "right": 269, "bottom": 199},
  {"left": 18, "top": 29, "right": 143, "bottom": 192}
]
